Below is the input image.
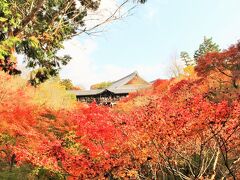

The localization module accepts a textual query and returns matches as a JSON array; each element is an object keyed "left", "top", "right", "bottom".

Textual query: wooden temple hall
[{"left": 69, "top": 71, "right": 151, "bottom": 105}]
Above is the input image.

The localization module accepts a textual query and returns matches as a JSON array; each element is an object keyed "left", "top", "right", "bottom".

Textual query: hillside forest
[
  {"left": 0, "top": 41, "right": 239, "bottom": 179},
  {"left": 0, "top": 0, "right": 239, "bottom": 179}
]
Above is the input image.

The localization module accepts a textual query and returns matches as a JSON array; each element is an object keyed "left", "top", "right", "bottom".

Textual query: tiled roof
[
  {"left": 69, "top": 71, "right": 150, "bottom": 96},
  {"left": 107, "top": 71, "right": 139, "bottom": 90},
  {"left": 110, "top": 84, "right": 151, "bottom": 94}
]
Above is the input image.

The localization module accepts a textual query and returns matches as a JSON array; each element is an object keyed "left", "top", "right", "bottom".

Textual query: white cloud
[
  {"left": 59, "top": 37, "right": 168, "bottom": 89},
  {"left": 16, "top": 37, "right": 169, "bottom": 89},
  {"left": 59, "top": 38, "right": 98, "bottom": 89}
]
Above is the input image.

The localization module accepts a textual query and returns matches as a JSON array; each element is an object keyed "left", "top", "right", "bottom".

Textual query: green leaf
[
  {"left": 0, "top": 54, "right": 4, "bottom": 60},
  {"left": 0, "top": 17, "right": 8, "bottom": 22},
  {"left": 28, "top": 36, "right": 39, "bottom": 48}
]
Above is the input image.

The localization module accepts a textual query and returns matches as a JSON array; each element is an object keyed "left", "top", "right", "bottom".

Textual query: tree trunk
[{"left": 209, "top": 149, "right": 220, "bottom": 180}]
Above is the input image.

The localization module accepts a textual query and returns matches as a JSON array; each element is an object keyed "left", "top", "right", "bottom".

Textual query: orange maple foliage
[{"left": 0, "top": 41, "right": 239, "bottom": 179}]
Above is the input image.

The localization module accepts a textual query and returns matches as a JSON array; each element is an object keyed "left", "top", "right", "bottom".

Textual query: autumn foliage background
[{"left": 0, "top": 42, "right": 239, "bottom": 179}]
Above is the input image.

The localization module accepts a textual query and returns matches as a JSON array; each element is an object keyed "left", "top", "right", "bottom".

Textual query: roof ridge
[{"left": 108, "top": 71, "right": 138, "bottom": 90}]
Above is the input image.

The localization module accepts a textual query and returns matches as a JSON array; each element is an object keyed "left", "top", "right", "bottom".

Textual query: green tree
[
  {"left": 194, "top": 36, "right": 220, "bottom": 62},
  {"left": 90, "top": 81, "right": 112, "bottom": 89},
  {"left": 180, "top": 51, "right": 194, "bottom": 66},
  {"left": 180, "top": 37, "right": 220, "bottom": 66},
  {"left": 60, "top": 79, "right": 74, "bottom": 90},
  {"left": 0, "top": 0, "right": 146, "bottom": 85}
]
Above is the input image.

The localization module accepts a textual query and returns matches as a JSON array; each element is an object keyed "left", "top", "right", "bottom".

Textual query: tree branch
[{"left": 13, "top": 0, "right": 45, "bottom": 36}]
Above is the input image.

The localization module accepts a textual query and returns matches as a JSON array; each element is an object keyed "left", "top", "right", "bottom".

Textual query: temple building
[{"left": 69, "top": 71, "right": 151, "bottom": 105}]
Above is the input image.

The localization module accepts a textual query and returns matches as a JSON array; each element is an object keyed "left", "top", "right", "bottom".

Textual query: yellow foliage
[
  {"left": 0, "top": 72, "right": 76, "bottom": 110},
  {"left": 90, "top": 81, "right": 112, "bottom": 90},
  {"left": 127, "top": 170, "right": 138, "bottom": 178},
  {"left": 183, "top": 65, "right": 195, "bottom": 76},
  {"left": 29, "top": 36, "right": 39, "bottom": 45},
  {"left": 32, "top": 78, "right": 76, "bottom": 110}
]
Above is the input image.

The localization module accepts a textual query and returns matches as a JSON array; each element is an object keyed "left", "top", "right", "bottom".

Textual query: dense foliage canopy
[{"left": 0, "top": 41, "right": 239, "bottom": 179}]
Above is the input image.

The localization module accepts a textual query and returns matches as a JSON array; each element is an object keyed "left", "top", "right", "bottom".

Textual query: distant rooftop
[{"left": 69, "top": 71, "right": 151, "bottom": 96}]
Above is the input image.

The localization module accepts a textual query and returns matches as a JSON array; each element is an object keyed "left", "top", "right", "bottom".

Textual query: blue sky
[{"left": 59, "top": 0, "right": 240, "bottom": 89}]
